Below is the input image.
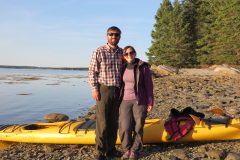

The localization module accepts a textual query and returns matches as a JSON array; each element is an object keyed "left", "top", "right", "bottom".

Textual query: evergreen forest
[{"left": 146, "top": 0, "right": 240, "bottom": 68}]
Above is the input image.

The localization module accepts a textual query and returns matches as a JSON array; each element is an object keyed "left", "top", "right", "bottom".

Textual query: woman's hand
[{"left": 147, "top": 105, "right": 153, "bottom": 112}]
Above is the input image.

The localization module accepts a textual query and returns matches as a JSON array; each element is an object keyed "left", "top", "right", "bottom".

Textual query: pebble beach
[{"left": 1, "top": 68, "right": 240, "bottom": 160}]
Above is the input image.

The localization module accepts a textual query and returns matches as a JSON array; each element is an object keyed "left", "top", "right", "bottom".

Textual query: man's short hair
[{"left": 107, "top": 26, "right": 121, "bottom": 35}]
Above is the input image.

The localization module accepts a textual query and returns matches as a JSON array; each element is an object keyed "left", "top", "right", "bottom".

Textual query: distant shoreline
[{"left": 0, "top": 65, "right": 89, "bottom": 71}]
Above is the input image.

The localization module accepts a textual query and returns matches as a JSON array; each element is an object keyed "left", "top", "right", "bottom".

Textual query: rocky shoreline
[{"left": 1, "top": 73, "right": 240, "bottom": 160}]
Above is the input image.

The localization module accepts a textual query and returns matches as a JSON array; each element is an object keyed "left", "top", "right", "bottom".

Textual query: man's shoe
[
  {"left": 94, "top": 154, "right": 105, "bottom": 160},
  {"left": 106, "top": 149, "right": 122, "bottom": 157}
]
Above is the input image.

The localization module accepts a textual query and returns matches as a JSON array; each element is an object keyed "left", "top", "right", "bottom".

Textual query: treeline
[
  {"left": 0, "top": 65, "right": 89, "bottom": 71},
  {"left": 146, "top": 0, "right": 240, "bottom": 68}
]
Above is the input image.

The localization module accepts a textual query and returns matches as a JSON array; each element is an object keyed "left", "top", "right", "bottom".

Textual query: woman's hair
[{"left": 122, "top": 46, "right": 136, "bottom": 62}]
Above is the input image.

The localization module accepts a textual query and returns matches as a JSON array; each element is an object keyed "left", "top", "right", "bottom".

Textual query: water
[
  {"left": 0, "top": 68, "right": 88, "bottom": 75},
  {"left": 0, "top": 68, "right": 95, "bottom": 124}
]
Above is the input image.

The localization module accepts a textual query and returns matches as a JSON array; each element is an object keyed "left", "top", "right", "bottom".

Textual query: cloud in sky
[{"left": 0, "top": 0, "right": 172, "bottom": 67}]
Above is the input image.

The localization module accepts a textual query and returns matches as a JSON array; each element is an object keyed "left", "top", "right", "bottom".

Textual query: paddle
[
  {"left": 189, "top": 114, "right": 200, "bottom": 125},
  {"left": 206, "top": 109, "right": 233, "bottom": 119}
]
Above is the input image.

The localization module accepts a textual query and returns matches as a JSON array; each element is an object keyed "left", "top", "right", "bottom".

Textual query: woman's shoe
[
  {"left": 129, "top": 151, "right": 138, "bottom": 159},
  {"left": 121, "top": 150, "right": 130, "bottom": 159}
]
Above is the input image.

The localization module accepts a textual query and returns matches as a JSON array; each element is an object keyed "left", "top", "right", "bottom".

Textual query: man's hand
[
  {"left": 147, "top": 105, "right": 153, "bottom": 112},
  {"left": 92, "top": 91, "right": 100, "bottom": 101}
]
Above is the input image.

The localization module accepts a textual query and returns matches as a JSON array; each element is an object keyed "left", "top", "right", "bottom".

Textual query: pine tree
[
  {"left": 147, "top": 0, "right": 240, "bottom": 66},
  {"left": 195, "top": 0, "right": 213, "bottom": 64},
  {"left": 146, "top": 0, "right": 174, "bottom": 66},
  {"left": 181, "top": 0, "right": 203, "bottom": 66},
  {"left": 146, "top": 0, "right": 202, "bottom": 67},
  {"left": 197, "top": 0, "right": 240, "bottom": 65}
]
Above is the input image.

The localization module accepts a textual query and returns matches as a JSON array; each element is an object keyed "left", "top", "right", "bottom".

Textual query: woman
[{"left": 119, "top": 46, "right": 154, "bottom": 159}]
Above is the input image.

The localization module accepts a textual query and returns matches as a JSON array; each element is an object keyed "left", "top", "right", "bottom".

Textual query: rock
[
  {"left": 214, "top": 64, "right": 240, "bottom": 73},
  {"left": 191, "top": 158, "right": 201, "bottom": 160},
  {"left": 226, "top": 108, "right": 239, "bottom": 115},
  {"left": 196, "top": 105, "right": 209, "bottom": 109},
  {"left": 194, "top": 152, "right": 206, "bottom": 158},
  {"left": 214, "top": 92, "right": 225, "bottom": 97},
  {"left": 212, "top": 101, "right": 224, "bottom": 109},
  {"left": 151, "top": 64, "right": 179, "bottom": 76},
  {"left": 79, "top": 146, "right": 90, "bottom": 155},
  {"left": 37, "top": 152, "right": 45, "bottom": 158},
  {"left": 169, "top": 85, "right": 177, "bottom": 90},
  {"left": 209, "top": 65, "right": 222, "bottom": 69},
  {"left": 152, "top": 68, "right": 169, "bottom": 76},
  {"left": 44, "top": 113, "right": 69, "bottom": 122},
  {"left": 214, "top": 65, "right": 229, "bottom": 71},
  {"left": 172, "top": 149, "right": 188, "bottom": 160},
  {"left": 155, "top": 65, "right": 179, "bottom": 76},
  {"left": 150, "top": 64, "right": 158, "bottom": 70},
  {"left": 225, "top": 152, "right": 240, "bottom": 160},
  {"left": 206, "top": 150, "right": 225, "bottom": 159},
  {"left": 62, "top": 150, "right": 75, "bottom": 157},
  {"left": 159, "top": 65, "right": 179, "bottom": 74},
  {"left": 43, "top": 144, "right": 61, "bottom": 152},
  {"left": 88, "top": 105, "right": 96, "bottom": 113},
  {"left": 77, "top": 116, "right": 88, "bottom": 121},
  {"left": 202, "top": 111, "right": 214, "bottom": 118},
  {"left": 89, "top": 114, "right": 96, "bottom": 120},
  {"left": 160, "top": 155, "right": 179, "bottom": 160},
  {"left": 150, "top": 70, "right": 157, "bottom": 79},
  {"left": 214, "top": 68, "right": 240, "bottom": 76},
  {"left": 198, "top": 147, "right": 206, "bottom": 153},
  {"left": 85, "top": 112, "right": 92, "bottom": 116}
]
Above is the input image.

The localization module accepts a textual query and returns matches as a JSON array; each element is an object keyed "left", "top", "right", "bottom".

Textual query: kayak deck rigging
[{"left": 0, "top": 124, "right": 24, "bottom": 133}]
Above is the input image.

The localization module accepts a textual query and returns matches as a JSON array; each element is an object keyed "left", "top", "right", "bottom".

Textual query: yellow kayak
[{"left": 1, "top": 118, "right": 240, "bottom": 144}]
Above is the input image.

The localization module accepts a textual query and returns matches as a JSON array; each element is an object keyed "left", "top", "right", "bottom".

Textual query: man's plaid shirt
[{"left": 88, "top": 43, "right": 123, "bottom": 91}]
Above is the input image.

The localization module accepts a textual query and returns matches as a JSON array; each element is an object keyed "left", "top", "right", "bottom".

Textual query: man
[{"left": 88, "top": 26, "right": 123, "bottom": 160}]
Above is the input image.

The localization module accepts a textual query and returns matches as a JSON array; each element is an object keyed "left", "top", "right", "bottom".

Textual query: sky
[{"left": 0, "top": 0, "right": 173, "bottom": 68}]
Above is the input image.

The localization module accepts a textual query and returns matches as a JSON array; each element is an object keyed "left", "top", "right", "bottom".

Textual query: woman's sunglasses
[
  {"left": 108, "top": 33, "right": 120, "bottom": 37},
  {"left": 124, "top": 51, "right": 135, "bottom": 56}
]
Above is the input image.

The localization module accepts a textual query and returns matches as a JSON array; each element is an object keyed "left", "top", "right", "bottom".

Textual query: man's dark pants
[{"left": 95, "top": 84, "right": 120, "bottom": 155}]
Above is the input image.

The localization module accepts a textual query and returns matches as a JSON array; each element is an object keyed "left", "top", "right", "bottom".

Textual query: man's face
[{"left": 106, "top": 30, "right": 121, "bottom": 46}]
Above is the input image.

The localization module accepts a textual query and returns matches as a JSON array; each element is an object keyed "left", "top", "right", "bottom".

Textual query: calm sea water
[{"left": 0, "top": 68, "right": 96, "bottom": 124}]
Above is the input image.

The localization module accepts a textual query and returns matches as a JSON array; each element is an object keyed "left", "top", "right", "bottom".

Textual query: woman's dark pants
[{"left": 119, "top": 100, "right": 147, "bottom": 153}]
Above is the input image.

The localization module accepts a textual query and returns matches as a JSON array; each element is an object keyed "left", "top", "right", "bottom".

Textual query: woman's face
[{"left": 124, "top": 48, "right": 136, "bottom": 63}]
